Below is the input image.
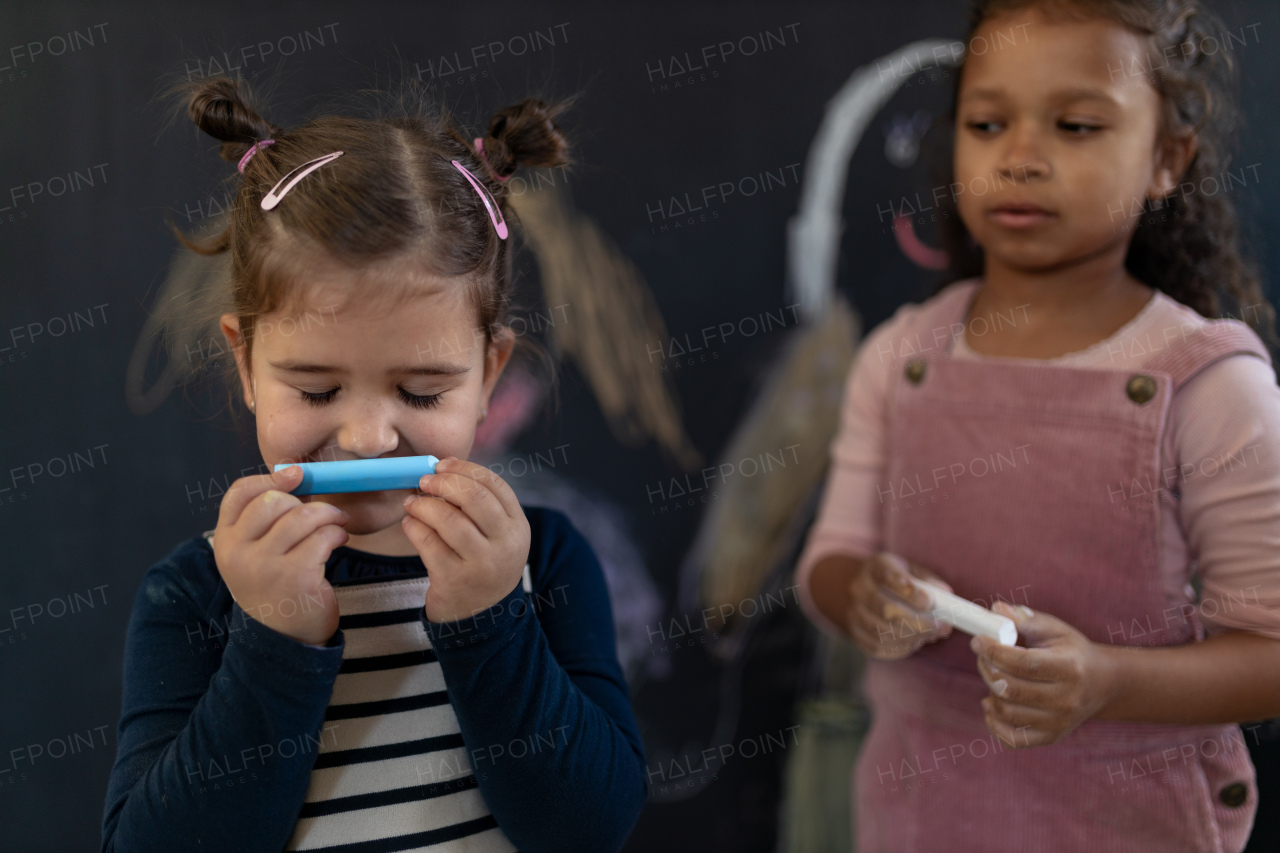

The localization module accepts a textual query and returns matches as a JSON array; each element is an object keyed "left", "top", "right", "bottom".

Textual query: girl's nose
[
  {"left": 996, "top": 125, "right": 1050, "bottom": 182},
  {"left": 335, "top": 413, "right": 400, "bottom": 459}
]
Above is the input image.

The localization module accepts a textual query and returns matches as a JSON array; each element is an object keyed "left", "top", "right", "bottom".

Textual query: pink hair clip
[
  {"left": 452, "top": 159, "right": 508, "bottom": 240},
  {"left": 237, "top": 139, "right": 274, "bottom": 174},
  {"left": 260, "top": 151, "right": 344, "bottom": 211},
  {"left": 473, "top": 137, "right": 510, "bottom": 183}
]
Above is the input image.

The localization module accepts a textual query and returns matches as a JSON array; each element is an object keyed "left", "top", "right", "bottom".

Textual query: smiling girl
[
  {"left": 796, "top": 1, "right": 1280, "bottom": 850},
  {"left": 101, "top": 78, "right": 645, "bottom": 853}
]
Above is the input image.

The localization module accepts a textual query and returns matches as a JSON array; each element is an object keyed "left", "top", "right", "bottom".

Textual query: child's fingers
[
  {"left": 858, "top": 578, "right": 937, "bottom": 631},
  {"left": 976, "top": 656, "right": 1058, "bottom": 708},
  {"left": 870, "top": 554, "right": 916, "bottom": 598},
  {"left": 849, "top": 618, "right": 895, "bottom": 656},
  {"left": 881, "top": 597, "right": 931, "bottom": 628},
  {"left": 979, "top": 642, "right": 1072, "bottom": 684},
  {"left": 907, "top": 564, "right": 954, "bottom": 596},
  {"left": 849, "top": 606, "right": 940, "bottom": 658},
  {"left": 232, "top": 488, "right": 307, "bottom": 543},
  {"left": 218, "top": 465, "right": 305, "bottom": 528},
  {"left": 983, "top": 693, "right": 1058, "bottom": 734},
  {"left": 451, "top": 458, "right": 523, "bottom": 519},
  {"left": 401, "top": 511, "right": 462, "bottom": 566},
  {"left": 403, "top": 493, "right": 483, "bottom": 560},
  {"left": 285, "top": 521, "right": 351, "bottom": 568},
  {"left": 981, "top": 698, "right": 1044, "bottom": 748},
  {"left": 852, "top": 599, "right": 944, "bottom": 646},
  {"left": 850, "top": 601, "right": 890, "bottom": 642},
  {"left": 432, "top": 458, "right": 521, "bottom": 519},
  {"left": 872, "top": 554, "right": 936, "bottom": 612},
  {"left": 416, "top": 469, "right": 505, "bottom": 540},
  {"left": 260, "top": 501, "right": 348, "bottom": 556},
  {"left": 992, "top": 602, "right": 1069, "bottom": 646},
  {"left": 849, "top": 603, "right": 911, "bottom": 655}
]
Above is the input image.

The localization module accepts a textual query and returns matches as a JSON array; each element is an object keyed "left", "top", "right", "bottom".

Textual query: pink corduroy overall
[{"left": 854, "top": 280, "right": 1271, "bottom": 853}]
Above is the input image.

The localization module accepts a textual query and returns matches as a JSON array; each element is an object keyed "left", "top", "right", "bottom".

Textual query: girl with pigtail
[{"left": 101, "top": 77, "right": 646, "bottom": 853}]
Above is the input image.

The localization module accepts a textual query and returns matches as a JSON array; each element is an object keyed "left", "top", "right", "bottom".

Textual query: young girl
[
  {"left": 101, "top": 78, "right": 646, "bottom": 852},
  {"left": 796, "top": 1, "right": 1280, "bottom": 850}
]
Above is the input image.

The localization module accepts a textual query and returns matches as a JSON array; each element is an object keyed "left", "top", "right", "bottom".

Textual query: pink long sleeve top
[{"left": 795, "top": 287, "right": 1280, "bottom": 643}]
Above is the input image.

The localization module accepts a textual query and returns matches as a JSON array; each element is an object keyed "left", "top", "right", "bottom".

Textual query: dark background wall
[{"left": 2, "top": 2, "right": 1279, "bottom": 851}]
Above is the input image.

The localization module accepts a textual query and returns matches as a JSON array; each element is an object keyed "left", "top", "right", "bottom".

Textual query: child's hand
[
  {"left": 211, "top": 465, "right": 349, "bottom": 645},
  {"left": 847, "top": 552, "right": 955, "bottom": 660},
  {"left": 401, "top": 457, "right": 531, "bottom": 624},
  {"left": 972, "top": 602, "right": 1118, "bottom": 748}
]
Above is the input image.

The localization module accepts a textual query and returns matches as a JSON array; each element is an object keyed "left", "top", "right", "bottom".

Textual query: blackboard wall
[{"left": 2, "top": 2, "right": 1279, "bottom": 850}]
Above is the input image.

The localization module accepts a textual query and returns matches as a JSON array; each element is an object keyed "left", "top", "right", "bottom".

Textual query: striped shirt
[{"left": 285, "top": 575, "right": 516, "bottom": 852}]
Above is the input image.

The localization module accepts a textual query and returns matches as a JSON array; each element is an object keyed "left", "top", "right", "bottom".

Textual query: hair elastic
[
  {"left": 452, "top": 159, "right": 509, "bottom": 240},
  {"left": 473, "top": 137, "right": 510, "bottom": 183},
  {"left": 237, "top": 139, "right": 275, "bottom": 174},
  {"left": 260, "top": 151, "right": 344, "bottom": 211}
]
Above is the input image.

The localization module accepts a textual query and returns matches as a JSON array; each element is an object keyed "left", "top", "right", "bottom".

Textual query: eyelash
[
  {"left": 1059, "top": 121, "right": 1102, "bottom": 135},
  {"left": 964, "top": 121, "right": 1103, "bottom": 135},
  {"left": 298, "top": 387, "right": 443, "bottom": 410}
]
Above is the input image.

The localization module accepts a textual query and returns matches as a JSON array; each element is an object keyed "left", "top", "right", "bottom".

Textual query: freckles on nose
[{"left": 341, "top": 419, "right": 399, "bottom": 455}]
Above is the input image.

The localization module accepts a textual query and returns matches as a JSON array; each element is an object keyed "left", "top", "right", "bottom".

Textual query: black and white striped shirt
[{"left": 284, "top": 574, "right": 517, "bottom": 852}]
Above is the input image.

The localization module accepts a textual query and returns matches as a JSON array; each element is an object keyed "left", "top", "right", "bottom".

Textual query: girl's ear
[
  {"left": 1150, "top": 130, "right": 1198, "bottom": 201},
  {"left": 479, "top": 325, "right": 516, "bottom": 409},
  {"left": 219, "top": 313, "right": 255, "bottom": 410}
]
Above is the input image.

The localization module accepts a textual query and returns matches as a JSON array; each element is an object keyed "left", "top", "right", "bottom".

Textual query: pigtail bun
[
  {"left": 186, "top": 77, "right": 283, "bottom": 165},
  {"left": 479, "top": 98, "right": 572, "bottom": 180}
]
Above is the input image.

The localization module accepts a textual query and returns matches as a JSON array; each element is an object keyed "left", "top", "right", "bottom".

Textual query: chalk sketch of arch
[
  {"left": 787, "top": 39, "right": 964, "bottom": 322},
  {"left": 659, "top": 43, "right": 972, "bottom": 806},
  {"left": 677, "top": 39, "right": 967, "bottom": 630}
]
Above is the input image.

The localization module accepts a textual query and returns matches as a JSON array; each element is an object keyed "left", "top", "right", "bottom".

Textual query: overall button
[
  {"left": 905, "top": 359, "right": 927, "bottom": 384},
  {"left": 1219, "top": 782, "right": 1248, "bottom": 808},
  {"left": 1126, "top": 374, "right": 1156, "bottom": 404}
]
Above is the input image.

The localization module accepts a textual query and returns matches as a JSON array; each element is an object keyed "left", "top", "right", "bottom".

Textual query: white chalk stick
[{"left": 913, "top": 579, "right": 1018, "bottom": 646}]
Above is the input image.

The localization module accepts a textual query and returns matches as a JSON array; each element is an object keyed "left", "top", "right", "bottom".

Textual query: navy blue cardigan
[{"left": 101, "top": 505, "right": 647, "bottom": 853}]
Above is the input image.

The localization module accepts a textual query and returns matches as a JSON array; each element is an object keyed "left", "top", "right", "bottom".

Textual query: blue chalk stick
[{"left": 273, "top": 455, "right": 440, "bottom": 495}]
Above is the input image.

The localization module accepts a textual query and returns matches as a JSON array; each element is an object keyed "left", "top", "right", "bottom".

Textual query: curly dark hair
[{"left": 927, "top": 0, "right": 1277, "bottom": 351}]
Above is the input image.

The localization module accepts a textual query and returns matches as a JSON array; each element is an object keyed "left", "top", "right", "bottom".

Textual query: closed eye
[
  {"left": 299, "top": 388, "right": 338, "bottom": 407},
  {"left": 296, "top": 387, "right": 444, "bottom": 410},
  {"left": 397, "top": 387, "right": 442, "bottom": 410}
]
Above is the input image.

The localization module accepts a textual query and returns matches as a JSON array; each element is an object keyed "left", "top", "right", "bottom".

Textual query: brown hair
[
  {"left": 169, "top": 76, "right": 572, "bottom": 408},
  {"left": 927, "top": 0, "right": 1277, "bottom": 350},
  {"left": 129, "top": 77, "right": 703, "bottom": 468}
]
